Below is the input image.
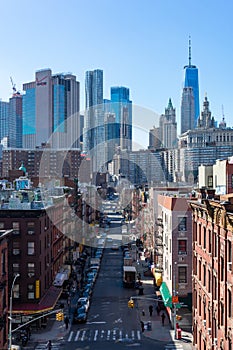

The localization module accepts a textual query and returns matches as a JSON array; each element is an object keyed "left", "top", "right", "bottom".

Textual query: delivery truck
[{"left": 123, "top": 266, "right": 137, "bottom": 288}]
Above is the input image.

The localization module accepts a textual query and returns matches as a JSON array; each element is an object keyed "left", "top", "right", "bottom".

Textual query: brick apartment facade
[{"left": 190, "top": 196, "right": 233, "bottom": 349}]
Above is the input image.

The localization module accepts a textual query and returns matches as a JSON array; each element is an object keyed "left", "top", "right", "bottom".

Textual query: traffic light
[
  {"left": 128, "top": 298, "right": 134, "bottom": 308},
  {"left": 56, "top": 311, "right": 64, "bottom": 321}
]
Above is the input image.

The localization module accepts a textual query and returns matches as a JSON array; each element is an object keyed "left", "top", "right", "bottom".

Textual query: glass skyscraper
[
  {"left": 84, "top": 69, "right": 105, "bottom": 172},
  {"left": 109, "top": 86, "right": 132, "bottom": 151},
  {"left": 23, "top": 69, "right": 80, "bottom": 149},
  {"left": 182, "top": 38, "right": 200, "bottom": 133}
]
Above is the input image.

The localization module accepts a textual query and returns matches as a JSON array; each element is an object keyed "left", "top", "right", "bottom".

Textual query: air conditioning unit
[
  {"left": 207, "top": 328, "right": 211, "bottom": 335},
  {"left": 203, "top": 320, "right": 206, "bottom": 326},
  {"left": 213, "top": 338, "right": 217, "bottom": 346},
  {"left": 228, "top": 262, "right": 232, "bottom": 271},
  {"left": 179, "top": 257, "right": 184, "bottom": 262}
]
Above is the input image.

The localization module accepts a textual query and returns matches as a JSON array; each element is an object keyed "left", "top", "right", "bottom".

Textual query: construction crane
[{"left": 10, "top": 76, "right": 17, "bottom": 94}]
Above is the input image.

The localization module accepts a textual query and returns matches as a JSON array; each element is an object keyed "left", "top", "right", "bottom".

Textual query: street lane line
[
  {"left": 94, "top": 329, "right": 98, "bottom": 341},
  {"left": 137, "top": 330, "right": 141, "bottom": 340},
  {"left": 107, "top": 329, "right": 111, "bottom": 340},
  {"left": 81, "top": 330, "right": 86, "bottom": 341},
  {"left": 68, "top": 331, "right": 73, "bottom": 342},
  {"left": 74, "top": 330, "right": 80, "bottom": 341}
]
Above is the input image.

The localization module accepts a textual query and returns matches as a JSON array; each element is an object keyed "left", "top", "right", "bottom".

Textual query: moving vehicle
[{"left": 123, "top": 266, "right": 137, "bottom": 288}]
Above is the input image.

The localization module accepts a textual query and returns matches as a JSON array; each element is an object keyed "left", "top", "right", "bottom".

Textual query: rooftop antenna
[{"left": 222, "top": 104, "right": 225, "bottom": 120}]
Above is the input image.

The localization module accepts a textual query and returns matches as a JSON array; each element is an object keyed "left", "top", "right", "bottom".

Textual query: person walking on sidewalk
[
  {"left": 64, "top": 315, "right": 69, "bottom": 329},
  {"left": 149, "top": 305, "right": 153, "bottom": 317},
  {"left": 46, "top": 340, "right": 52, "bottom": 350},
  {"left": 161, "top": 312, "right": 166, "bottom": 326},
  {"left": 140, "top": 320, "right": 145, "bottom": 332}
]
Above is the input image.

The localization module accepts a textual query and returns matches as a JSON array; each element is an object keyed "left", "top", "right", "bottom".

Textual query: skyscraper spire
[{"left": 189, "top": 35, "right": 191, "bottom": 66}]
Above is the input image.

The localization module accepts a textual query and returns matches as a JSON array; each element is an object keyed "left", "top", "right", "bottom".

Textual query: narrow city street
[{"left": 59, "top": 243, "right": 176, "bottom": 350}]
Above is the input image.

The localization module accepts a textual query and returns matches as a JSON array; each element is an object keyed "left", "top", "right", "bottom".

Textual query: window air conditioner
[
  {"left": 203, "top": 320, "right": 206, "bottom": 326},
  {"left": 207, "top": 328, "right": 211, "bottom": 335},
  {"left": 213, "top": 338, "right": 217, "bottom": 346}
]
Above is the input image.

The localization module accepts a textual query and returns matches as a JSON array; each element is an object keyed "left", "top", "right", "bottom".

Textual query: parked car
[
  {"left": 82, "top": 289, "right": 92, "bottom": 298},
  {"left": 77, "top": 297, "right": 90, "bottom": 309},
  {"left": 77, "top": 305, "right": 88, "bottom": 313},
  {"left": 73, "top": 312, "right": 88, "bottom": 324}
]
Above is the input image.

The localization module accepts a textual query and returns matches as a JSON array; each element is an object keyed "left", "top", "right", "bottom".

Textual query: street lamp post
[{"left": 8, "top": 273, "right": 20, "bottom": 350}]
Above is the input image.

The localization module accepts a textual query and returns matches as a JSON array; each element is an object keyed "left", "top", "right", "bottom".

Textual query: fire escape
[{"left": 154, "top": 216, "right": 164, "bottom": 269}]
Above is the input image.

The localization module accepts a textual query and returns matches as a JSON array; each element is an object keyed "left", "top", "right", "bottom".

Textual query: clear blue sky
[{"left": 1, "top": 0, "right": 233, "bottom": 136}]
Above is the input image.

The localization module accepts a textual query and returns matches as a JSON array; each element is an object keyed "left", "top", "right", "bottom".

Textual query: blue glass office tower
[
  {"left": 182, "top": 38, "right": 200, "bottom": 132},
  {"left": 0, "top": 101, "right": 9, "bottom": 144},
  {"left": 110, "top": 86, "right": 132, "bottom": 151}
]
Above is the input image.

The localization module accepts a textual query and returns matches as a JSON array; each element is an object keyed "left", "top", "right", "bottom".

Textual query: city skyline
[{"left": 0, "top": 0, "right": 232, "bottom": 136}]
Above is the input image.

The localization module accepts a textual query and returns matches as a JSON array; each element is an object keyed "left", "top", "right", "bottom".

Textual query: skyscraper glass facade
[
  {"left": 0, "top": 101, "right": 9, "bottom": 143},
  {"left": 23, "top": 88, "right": 36, "bottom": 147},
  {"left": 53, "top": 85, "right": 65, "bottom": 132},
  {"left": 184, "top": 66, "right": 199, "bottom": 127}
]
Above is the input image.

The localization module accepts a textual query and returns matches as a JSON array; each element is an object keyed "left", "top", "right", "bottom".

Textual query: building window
[
  {"left": 178, "top": 239, "right": 187, "bottom": 255},
  {"left": 220, "top": 302, "right": 224, "bottom": 326},
  {"left": 228, "top": 290, "right": 232, "bottom": 318},
  {"left": 27, "top": 263, "right": 35, "bottom": 277},
  {"left": 231, "top": 174, "right": 233, "bottom": 189},
  {"left": 203, "top": 265, "right": 206, "bottom": 286},
  {"left": 13, "top": 241, "right": 20, "bottom": 255},
  {"left": 178, "top": 266, "right": 187, "bottom": 283},
  {"left": 13, "top": 284, "right": 20, "bottom": 299},
  {"left": 208, "top": 270, "right": 211, "bottom": 293},
  {"left": 208, "top": 230, "right": 212, "bottom": 254},
  {"left": 203, "top": 227, "right": 206, "bottom": 249},
  {"left": 27, "top": 242, "right": 35, "bottom": 255},
  {"left": 228, "top": 240, "right": 232, "bottom": 263},
  {"left": 27, "top": 284, "right": 35, "bottom": 299},
  {"left": 27, "top": 222, "right": 35, "bottom": 235},
  {"left": 221, "top": 256, "right": 224, "bottom": 281},
  {"left": 178, "top": 217, "right": 187, "bottom": 231},
  {"left": 208, "top": 176, "right": 213, "bottom": 188},
  {"left": 13, "top": 263, "right": 20, "bottom": 275},
  {"left": 12, "top": 222, "right": 20, "bottom": 234},
  {"left": 0, "top": 222, "right": 4, "bottom": 229}
]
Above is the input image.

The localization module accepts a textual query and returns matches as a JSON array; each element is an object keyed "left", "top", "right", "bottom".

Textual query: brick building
[{"left": 190, "top": 195, "right": 233, "bottom": 349}]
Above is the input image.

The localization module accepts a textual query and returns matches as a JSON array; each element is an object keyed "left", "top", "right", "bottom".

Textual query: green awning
[{"left": 160, "top": 282, "right": 173, "bottom": 308}]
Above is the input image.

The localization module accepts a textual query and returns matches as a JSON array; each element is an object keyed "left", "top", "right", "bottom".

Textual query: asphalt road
[{"left": 61, "top": 243, "right": 168, "bottom": 350}]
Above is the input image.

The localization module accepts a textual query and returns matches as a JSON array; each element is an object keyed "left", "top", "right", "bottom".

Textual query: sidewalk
[{"left": 133, "top": 254, "right": 194, "bottom": 349}]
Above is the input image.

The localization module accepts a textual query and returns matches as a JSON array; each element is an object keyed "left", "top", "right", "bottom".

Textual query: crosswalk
[
  {"left": 165, "top": 343, "right": 184, "bottom": 349},
  {"left": 35, "top": 342, "right": 60, "bottom": 350},
  {"left": 66, "top": 328, "right": 141, "bottom": 342}
]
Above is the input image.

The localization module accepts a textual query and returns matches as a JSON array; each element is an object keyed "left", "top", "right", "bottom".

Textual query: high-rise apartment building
[
  {"left": 23, "top": 69, "right": 80, "bottom": 149},
  {"left": 9, "top": 93, "right": 23, "bottom": 148},
  {"left": 84, "top": 69, "right": 105, "bottom": 172},
  {"left": 181, "top": 38, "right": 200, "bottom": 133},
  {"left": 0, "top": 92, "right": 22, "bottom": 148}
]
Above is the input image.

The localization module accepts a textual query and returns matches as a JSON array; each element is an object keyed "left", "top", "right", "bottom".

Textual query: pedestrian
[
  {"left": 142, "top": 309, "right": 145, "bottom": 316},
  {"left": 156, "top": 305, "right": 160, "bottom": 316},
  {"left": 149, "top": 305, "right": 153, "bottom": 317},
  {"left": 140, "top": 320, "right": 145, "bottom": 332},
  {"left": 161, "top": 312, "right": 166, "bottom": 326},
  {"left": 46, "top": 340, "right": 52, "bottom": 350},
  {"left": 64, "top": 315, "right": 69, "bottom": 329}
]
